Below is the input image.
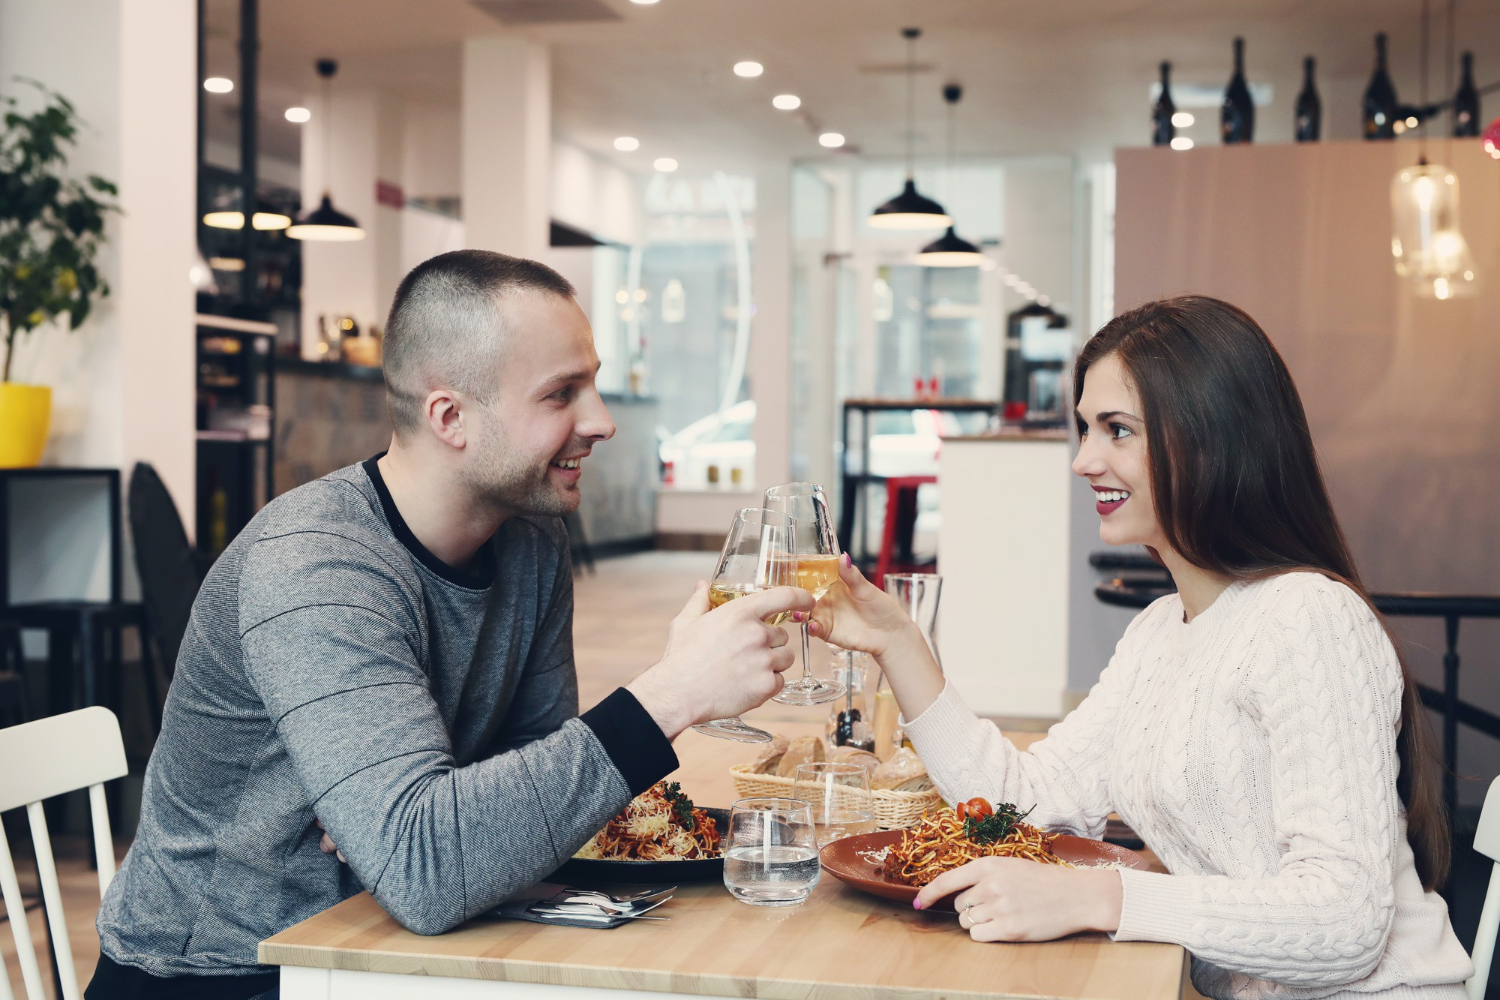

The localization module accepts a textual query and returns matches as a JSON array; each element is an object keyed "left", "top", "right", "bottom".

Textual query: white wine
[
  {"left": 795, "top": 554, "right": 841, "bottom": 599},
  {"left": 709, "top": 583, "right": 792, "bottom": 626}
]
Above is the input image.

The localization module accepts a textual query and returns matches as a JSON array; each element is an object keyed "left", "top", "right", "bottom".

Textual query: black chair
[{"left": 127, "top": 462, "right": 206, "bottom": 710}]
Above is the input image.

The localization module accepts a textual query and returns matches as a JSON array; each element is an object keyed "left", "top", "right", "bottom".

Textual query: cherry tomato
[
  {"left": 955, "top": 801, "right": 968, "bottom": 821},
  {"left": 964, "top": 797, "right": 993, "bottom": 820}
]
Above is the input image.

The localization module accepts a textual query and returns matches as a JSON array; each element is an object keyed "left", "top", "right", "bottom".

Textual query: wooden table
[{"left": 261, "top": 724, "right": 1191, "bottom": 1000}]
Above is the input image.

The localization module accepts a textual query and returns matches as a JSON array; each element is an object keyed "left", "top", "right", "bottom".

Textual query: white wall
[
  {"left": 551, "top": 140, "right": 644, "bottom": 248},
  {"left": 0, "top": 0, "right": 197, "bottom": 602}
]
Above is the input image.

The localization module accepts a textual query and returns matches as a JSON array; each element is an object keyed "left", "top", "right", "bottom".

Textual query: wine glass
[
  {"left": 690, "top": 508, "right": 797, "bottom": 743},
  {"left": 763, "top": 482, "right": 846, "bottom": 705},
  {"left": 722, "top": 797, "right": 821, "bottom": 906},
  {"left": 792, "top": 762, "right": 876, "bottom": 847}
]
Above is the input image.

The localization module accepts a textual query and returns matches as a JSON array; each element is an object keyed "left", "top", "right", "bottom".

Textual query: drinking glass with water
[{"left": 723, "top": 797, "right": 821, "bottom": 906}]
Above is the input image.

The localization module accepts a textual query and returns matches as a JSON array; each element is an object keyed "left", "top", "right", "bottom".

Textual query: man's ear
[{"left": 424, "top": 389, "right": 466, "bottom": 451}]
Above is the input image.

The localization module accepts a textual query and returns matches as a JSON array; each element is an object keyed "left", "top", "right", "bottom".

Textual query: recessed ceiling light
[
  {"left": 733, "top": 61, "right": 764, "bottom": 78},
  {"left": 818, "top": 132, "right": 845, "bottom": 148},
  {"left": 630, "top": 0, "right": 660, "bottom": 4},
  {"left": 654, "top": 157, "right": 678, "bottom": 172},
  {"left": 285, "top": 107, "right": 311, "bottom": 123},
  {"left": 772, "top": 94, "right": 801, "bottom": 111},
  {"left": 204, "top": 77, "right": 234, "bottom": 94},
  {"left": 614, "top": 136, "right": 640, "bottom": 152},
  {"left": 1170, "top": 137, "right": 1194, "bottom": 150},
  {"left": 1171, "top": 111, "right": 1194, "bottom": 127}
]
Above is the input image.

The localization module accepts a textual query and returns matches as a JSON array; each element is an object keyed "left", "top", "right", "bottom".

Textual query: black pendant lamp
[
  {"left": 917, "top": 84, "right": 984, "bottom": 267},
  {"left": 288, "top": 59, "right": 365, "bottom": 242},
  {"left": 869, "top": 28, "right": 951, "bottom": 230}
]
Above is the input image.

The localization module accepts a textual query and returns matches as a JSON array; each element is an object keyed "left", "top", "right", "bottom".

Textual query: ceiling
[{"left": 204, "top": 0, "right": 1499, "bottom": 185}]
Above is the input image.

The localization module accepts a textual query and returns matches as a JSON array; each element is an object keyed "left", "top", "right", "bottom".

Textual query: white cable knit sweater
[{"left": 902, "top": 572, "right": 1472, "bottom": 999}]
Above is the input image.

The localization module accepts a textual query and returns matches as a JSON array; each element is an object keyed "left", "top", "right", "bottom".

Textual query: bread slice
[
  {"left": 870, "top": 747, "right": 932, "bottom": 792},
  {"left": 775, "top": 736, "right": 827, "bottom": 778},
  {"left": 748, "top": 733, "right": 790, "bottom": 774},
  {"left": 828, "top": 745, "right": 880, "bottom": 774}
]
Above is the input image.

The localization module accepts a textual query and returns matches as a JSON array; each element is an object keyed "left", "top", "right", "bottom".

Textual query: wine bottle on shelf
[
  {"left": 1294, "top": 56, "right": 1321, "bottom": 142},
  {"left": 1453, "top": 51, "right": 1480, "bottom": 137},
  {"left": 1221, "top": 37, "right": 1255, "bottom": 144},
  {"left": 1363, "top": 32, "right": 1399, "bottom": 140},
  {"left": 1152, "top": 61, "right": 1176, "bottom": 146}
]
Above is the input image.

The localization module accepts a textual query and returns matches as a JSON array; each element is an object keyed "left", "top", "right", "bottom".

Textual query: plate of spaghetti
[
  {"left": 819, "top": 798, "right": 1151, "bottom": 911},
  {"left": 552, "top": 782, "right": 726, "bottom": 883}
]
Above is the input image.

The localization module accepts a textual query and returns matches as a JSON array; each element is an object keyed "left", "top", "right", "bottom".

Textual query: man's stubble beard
[{"left": 461, "top": 408, "right": 581, "bottom": 519}]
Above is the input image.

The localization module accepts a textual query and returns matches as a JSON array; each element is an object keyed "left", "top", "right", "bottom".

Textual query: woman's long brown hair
[{"left": 1075, "top": 295, "right": 1449, "bottom": 890}]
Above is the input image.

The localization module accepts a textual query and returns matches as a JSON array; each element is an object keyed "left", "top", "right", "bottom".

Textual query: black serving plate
[{"left": 549, "top": 808, "right": 728, "bottom": 884}]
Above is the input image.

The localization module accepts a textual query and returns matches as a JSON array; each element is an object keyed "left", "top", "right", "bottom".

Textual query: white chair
[
  {"left": 1470, "top": 776, "right": 1500, "bottom": 1000},
  {"left": 0, "top": 708, "right": 127, "bottom": 1000}
]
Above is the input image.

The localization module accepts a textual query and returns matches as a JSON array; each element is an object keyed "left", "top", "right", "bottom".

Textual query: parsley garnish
[
  {"left": 963, "top": 802, "right": 1033, "bottom": 844},
  {"left": 662, "top": 782, "right": 695, "bottom": 830}
]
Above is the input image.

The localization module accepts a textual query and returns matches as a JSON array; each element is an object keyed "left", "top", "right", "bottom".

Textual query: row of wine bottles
[{"left": 1152, "top": 34, "right": 1484, "bottom": 146}]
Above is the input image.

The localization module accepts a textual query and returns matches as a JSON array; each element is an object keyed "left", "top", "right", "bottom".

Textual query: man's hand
[
  {"left": 914, "top": 857, "right": 1123, "bottom": 942},
  {"left": 627, "top": 581, "right": 815, "bottom": 739},
  {"left": 315, "top": 819, "right": 345, "bottom": 863}
]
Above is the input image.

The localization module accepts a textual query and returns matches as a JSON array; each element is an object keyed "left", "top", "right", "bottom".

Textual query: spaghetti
[
  {"left": 882, "top": 800, "right": 1067, "bottom": 886},
  {"left": 574, "top": 781, "right": 721, "bottom": 861}
]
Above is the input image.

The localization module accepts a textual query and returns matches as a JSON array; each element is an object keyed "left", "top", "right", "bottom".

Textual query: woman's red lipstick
[{"left": 1093, "top": 485, "right": 1130, "bottom": 516}]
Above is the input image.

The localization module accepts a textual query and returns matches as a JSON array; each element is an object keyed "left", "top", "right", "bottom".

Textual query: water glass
[
  {"left": 793, "top": 762, "right": 876, "bottom": 846},
  {"left": 722, "top": 797, "right": 821, "bottom": 906},
  {"left": 883, "top": 572, "right": 943, "bottom": 670}
]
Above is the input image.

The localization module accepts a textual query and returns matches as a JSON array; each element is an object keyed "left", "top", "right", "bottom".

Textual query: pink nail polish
[
  {"left": 912, "top": 899, "right": 923, "bottom": 910},
  {"left": 842, "top": 553, "right": 851, "bottom": 568}
]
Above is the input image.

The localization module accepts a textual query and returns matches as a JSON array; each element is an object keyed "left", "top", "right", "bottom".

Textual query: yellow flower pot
[{"left": 0, "top": 383, "right": 52, "bottom": 468}]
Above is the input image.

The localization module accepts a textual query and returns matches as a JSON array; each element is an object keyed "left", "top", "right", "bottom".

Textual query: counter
[
  {"left": 261, "top": 723, "right": 1189, "bottom": 1000},
  {"left": 937, "top": 431, "right": 1074, "bottom": 718}
]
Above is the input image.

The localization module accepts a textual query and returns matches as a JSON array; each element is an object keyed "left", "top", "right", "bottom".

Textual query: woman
[{"left": 810, "top": 297, "right": 1471, "bottom": 997}]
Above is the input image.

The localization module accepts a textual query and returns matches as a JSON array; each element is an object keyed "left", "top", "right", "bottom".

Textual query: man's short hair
[{"left": 382, "top": 250, "right": 576, "bottom": 434}]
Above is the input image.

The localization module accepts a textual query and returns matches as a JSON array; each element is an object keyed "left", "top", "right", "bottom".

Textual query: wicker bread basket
[{"left": 729, "top": 763, "right": 942, "bottom": 831}]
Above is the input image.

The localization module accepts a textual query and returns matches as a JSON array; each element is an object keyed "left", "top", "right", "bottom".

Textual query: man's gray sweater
[{"left": 97, "top": 457, "right": 677, "bottom": 977}]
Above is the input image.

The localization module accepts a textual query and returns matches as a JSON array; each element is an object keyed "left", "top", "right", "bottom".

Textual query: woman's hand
[
  {"left": 806, "top": 555, "right": 913, "bottom": 658},
  {"left": 914, "top": 858, "right": 1123, "bottom": 942}
]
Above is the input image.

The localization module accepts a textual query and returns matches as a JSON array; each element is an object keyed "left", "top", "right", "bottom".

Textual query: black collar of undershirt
[{"left": 362, "top": 453, "right": 498, "bottom": 590}]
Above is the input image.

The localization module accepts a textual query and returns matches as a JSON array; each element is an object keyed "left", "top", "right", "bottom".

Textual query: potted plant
[{"left": 0, "top": 79, "right": 118, "bottom": 467}]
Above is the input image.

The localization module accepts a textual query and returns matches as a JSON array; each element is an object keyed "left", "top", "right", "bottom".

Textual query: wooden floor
[{"left": 1, "top": 551, "right": 1053, "bottom": 997}]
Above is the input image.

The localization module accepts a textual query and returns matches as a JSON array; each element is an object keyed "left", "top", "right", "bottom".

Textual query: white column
[
  {"left": 300, "top": 89, "right": 405, "bottom": 354},
  {"left": 0, "top": 0, "right": 197, "bottom": 598},
  {"left": 462, "top": 37, "right": 550, "bottom": 259},
  {"left": 750, "top": 161, "right": 792, "bottom": 491}
]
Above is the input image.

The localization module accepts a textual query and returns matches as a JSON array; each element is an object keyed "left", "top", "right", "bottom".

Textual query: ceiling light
[
  {"left": 772, "top": 94, "right": 801, "bottom": 110},
  {"left": 819, "top": 132, "right": 845, "bottom": 148},
  {"left": 733, "top": 61, "right": 764, "bottom": 78},
  {"left": 916, "top": 227, "right": 984, "bottom": 267},
  {"left": 614, "top": 136, "right": 640, "bottom": 151},
  {"left": 1171, "top": 111, "right": 1194, "bottom": 127},
  {"left": 287, "top": 59, "right": 365, "bottom": 242},
  {"left": 654, "top": 157, "right": 678, "bottom": 172},
  {"left": 285, "top": 107, "right": 311, "bottom": 123},
  {"left": 869, "top": 29, "right": 949, "bottom": 230},
  {"left": 203, "top": 77, "right": 234, "bottom": 94},
  {"left": 1170, "top": 137, "right": 1194, "bottom": 150},
  {"left": 629, "top": 0, "right": 660, "bottom": 4},
  {"left": 202, "top": 210, "right": 292, "bottom": 231}
]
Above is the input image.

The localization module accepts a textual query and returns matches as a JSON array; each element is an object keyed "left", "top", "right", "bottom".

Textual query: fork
[{"left": 561, "top": 885, "right": 676, "bottom": 907}]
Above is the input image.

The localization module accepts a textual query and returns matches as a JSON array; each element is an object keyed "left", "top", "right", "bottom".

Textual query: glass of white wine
[
  {"left": 691, "top": 507, "right": 797, "bottom": 743},
  {"left": 763, "top": 482, "right": 846, "bottom": 706}
]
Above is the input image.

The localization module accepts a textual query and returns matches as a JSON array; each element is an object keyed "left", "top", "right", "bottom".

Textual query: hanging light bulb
[
  {"left": 917, "top": 83, "right": 983, "bottom": 267},
  {"left": 288, "top": 59, "right": 365, "bottom": 242},
  {"left": 1391, "top": 163, "right": 1476, "bottom": 298},
  {"left": 869, "top": 28, "right": 950, "bottom": 231}
]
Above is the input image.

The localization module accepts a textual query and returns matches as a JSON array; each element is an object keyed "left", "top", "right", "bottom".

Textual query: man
[{"left": 88, "top": 250, "right": 812, "bottom": 999}]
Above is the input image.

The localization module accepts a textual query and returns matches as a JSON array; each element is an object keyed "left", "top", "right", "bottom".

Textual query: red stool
[{"left": 874, "top": 475, "right": 937, "bottom": 587}]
